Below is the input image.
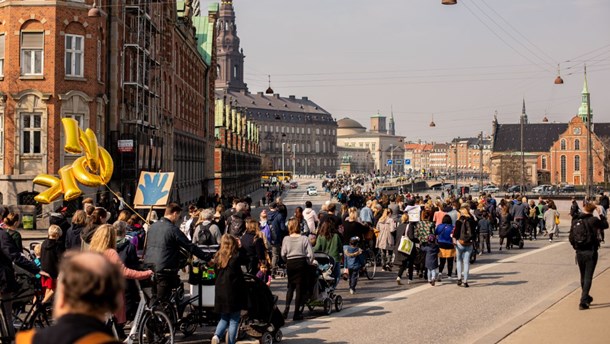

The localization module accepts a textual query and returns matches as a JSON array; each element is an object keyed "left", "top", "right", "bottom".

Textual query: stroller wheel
[
  {"left": 274, "top": 330, "right": 283, "bottom": 342},
  {"left": 260, "top": 332, "right": 273, "bottom": 344},
  {"left": 323, "top": 298, "right": 332, "bottom": 315},
  {"left": 334, "top": 295, "right": 343, "bottom": 312}
]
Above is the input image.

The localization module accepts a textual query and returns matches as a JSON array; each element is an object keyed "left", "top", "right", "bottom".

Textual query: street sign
[
  {"left": 395, "top": 159, "right": 403, "bottom": 165},
  {"left": 387, "top": 159, "right": 393, "bottom": 165},
  {"left": 405, "top": 159, "right": 411, "bottom": 165},
  {"left": 118, "top": 139, "right": 134, "bottom": 153}
]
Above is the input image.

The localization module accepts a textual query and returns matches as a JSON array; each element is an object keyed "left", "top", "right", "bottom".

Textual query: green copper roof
[
  {"left": 192, "top": 3, "right": 219, "bottom": 66},
  {"left": 578, "top": 73, "right": 593, "bottom": 121}
]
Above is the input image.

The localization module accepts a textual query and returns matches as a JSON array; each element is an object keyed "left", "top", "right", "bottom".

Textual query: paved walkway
[{"left": 501, "top": 266, "right": 610, "bottom": 344}]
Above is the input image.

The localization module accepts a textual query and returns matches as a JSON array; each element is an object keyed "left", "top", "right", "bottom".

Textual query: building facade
[
  {"left": 214, "top": 1, "right": 334, "bottom": 178},
  {"left": 337, "top": 116, "right": 404, "bottom": 174},
  {"left": 491, "top": 77, "right": 609, "bottom": 187},
  {"left": 0, "top": 0, "right": 219, "bottom": 217},
  {"left": 429, "top": 143, "right": 449, "bottom": 174},
  {"left": 337, "top": 146, "right": 374, "bottom": 174}
]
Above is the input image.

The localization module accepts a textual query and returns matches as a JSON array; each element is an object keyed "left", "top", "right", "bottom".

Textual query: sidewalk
[{"left": 501, "top": 267, "right": 610, "bottom": 344}]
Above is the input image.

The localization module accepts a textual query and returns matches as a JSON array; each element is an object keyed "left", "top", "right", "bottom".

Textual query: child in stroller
[
  {"left": 300, "top": 253, "right": 344, "bottom": 316},
  {"left": 238, "top": 274, "right": 284, "bottom": 343},
  {"left": 507, "top": 222, "right": 525, "bottom": 249}
]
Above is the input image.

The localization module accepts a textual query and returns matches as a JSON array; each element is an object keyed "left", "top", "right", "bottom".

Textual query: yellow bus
[{"left": 261, "top": 170, "right": 292, "bottom": 184}]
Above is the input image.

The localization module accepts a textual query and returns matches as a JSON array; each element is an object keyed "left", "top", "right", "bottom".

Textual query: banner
[{"left": 133, "top": 172, "right": 174, "bottom": 208}]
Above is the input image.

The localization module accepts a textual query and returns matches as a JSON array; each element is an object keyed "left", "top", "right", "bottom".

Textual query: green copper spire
[{"left": 578, "top": 66, "right": 592, "bottom": 122}]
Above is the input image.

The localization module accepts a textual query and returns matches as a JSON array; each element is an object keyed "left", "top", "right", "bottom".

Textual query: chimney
[
  {"left": 289, "top": 95, "right": 296, "bottom": 100},
  {"left": 273, "top": 94, "right": 280, "bottom": 99},
  {"left": 302, "top": 96, "right": 308, "bottom": 101},
  {"left": 257, "top": 91, "right": 263, "bottom": 96}
]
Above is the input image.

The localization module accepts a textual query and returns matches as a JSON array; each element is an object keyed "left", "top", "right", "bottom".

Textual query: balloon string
[{"left": 102, "top": 184, "right": 150, "bottom": 225}]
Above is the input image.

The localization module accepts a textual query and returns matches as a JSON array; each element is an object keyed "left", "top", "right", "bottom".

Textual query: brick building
[
  {"left": 491, "top": 76, "right": 609, "bottom": 188},
  {"left": 0, "top": 1, "right": 106, "bottom": 210},
  {"left": 0, "top": 0, "right": 219, "bottom": 216}
]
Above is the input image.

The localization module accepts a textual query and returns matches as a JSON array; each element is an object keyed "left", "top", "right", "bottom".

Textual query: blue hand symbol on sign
[{"left": 138, "top": 173, "right": 169, "bottom": 205}]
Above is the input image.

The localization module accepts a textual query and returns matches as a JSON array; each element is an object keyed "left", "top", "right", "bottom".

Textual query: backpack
[
  {"left": 569, "top": 218, "right": 594, "bottom": 250},
  {"left": 459, "top": 217, "right": 474, "bottom": 244},
  {"left": 228, "top": 215, "right": 245, "bottom": 237},
  {"left": 196, "top": 223, "right": 217, "bottom": 246}
]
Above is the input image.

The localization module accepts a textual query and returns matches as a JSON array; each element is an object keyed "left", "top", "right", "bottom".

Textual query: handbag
[
  {"left": 554, "top": 214, "right": 560, "bottom": 225},
  {"left": 397, "top": 235, "right": 414, "bottom": 255}
]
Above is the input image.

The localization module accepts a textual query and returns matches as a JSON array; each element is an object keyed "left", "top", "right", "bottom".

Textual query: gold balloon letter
[{"left": 33, "top": 118, "right": 115, "bottom": 204}]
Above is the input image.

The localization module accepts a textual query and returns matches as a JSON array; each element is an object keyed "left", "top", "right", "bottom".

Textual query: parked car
[
  {"left": 307, "top": 186, "right": 318, "bottom": 196},
  {"left": 289, "top": 181, "right": 298, "bottom": 189},
  {"left": 532, "top": 184, "right": 552, "bottom": 193},
  {"left": 483, "top": 185, "right": 500, "bottom": 193},
  {"left": 560, "top": 185, "right": 576, "bottom": 193},
  {"left": 507, "top": 185, "right": 525, "bottom": 193}
]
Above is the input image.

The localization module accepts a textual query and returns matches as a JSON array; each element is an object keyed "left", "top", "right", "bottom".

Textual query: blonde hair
[
  {"left": 379, "top": 208, "right": 392, "bottom": 223},
  {"left": 71, "top": 210, "right": 87, "bottom": 226},
  {"left": 287, "top": 218, "right": 300, "bottom": 235},
  {"left": 348, "top": 207, "right": 358, "bottom": 221},
  {"left": 48, "top": 224, "right": 62, "bottom": 239},
  {"left": 213, "top": 234, "right": 238, "bottom": 269},
  {"left": 400, "top": 213, "right": 409, "bottom": 223},
  {"left": 33, "top": 244, "right": 42, "bottom": 257},
  {"left": 89, "top": 224, "right": 117, "bottom": 253}
]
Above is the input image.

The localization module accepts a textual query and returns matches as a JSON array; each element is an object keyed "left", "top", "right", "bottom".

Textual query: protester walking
[
  {"left": 281, "top": 218, "right": 314, "bottom": 321},
  {"left": 452, "top": 207, "right": 476, "bottom": 288},
  {"left": 543, "top": 201, "right": 560, "bottom": 242}
]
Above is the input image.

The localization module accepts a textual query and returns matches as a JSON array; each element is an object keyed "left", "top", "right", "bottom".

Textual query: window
[
  {"left": 21, "top": 113, "right": 42, "bottom": 154},
  {"left": 315, "top": 140, "right": 319, "bottom": 153},
  {"left": 575, "top": 155, "right": 580, "bottom": 171},
  {"left": 21, "top": 32, "right": 44, "bottom": 75},
  {"left": 574, "top": 139, "right": 580, "bottom": 151},
  {"left": 560, "top": 139, "right": 566, "bottom": 150},
  {"left": 0, "top": 34, "right": 5, "bottom": 77},
  {"left": 560, "top": 155, "right": 566, "bottom": 183},
  {"left": 541, "top": 155, "right": 547, "bottom": 170}
]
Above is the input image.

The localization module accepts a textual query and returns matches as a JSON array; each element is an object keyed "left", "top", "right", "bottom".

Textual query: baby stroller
[
  {"left": 238, "top": 274, "right": 284, "bottom": 344},
  {"left": 508, "top": 222, "right": 525, "bottom": 249},
  {"left": 301, "top": 253, "right": 343, "bottom": 315}
]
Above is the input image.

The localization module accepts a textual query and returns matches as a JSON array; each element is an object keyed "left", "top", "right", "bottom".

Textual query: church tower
[
  {"left": 215, "top": 0, "right": 247, "bottom": 92},
  {"left": 578, "top": 68, "right": 592, "bottom": 123},
  {"left": 388, "top": 107, "right": 396, "bottom": 135},
  {"left": 521, "top": 98, "right": 528, "bottom": 124}
]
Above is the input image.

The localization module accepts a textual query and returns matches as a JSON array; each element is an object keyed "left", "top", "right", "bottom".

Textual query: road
[
  {"left": 24, "top": 178, "right": 603, "bottom": 343},
  {"left": 166, "top": 178, "right": 601, "bottom": 344}
]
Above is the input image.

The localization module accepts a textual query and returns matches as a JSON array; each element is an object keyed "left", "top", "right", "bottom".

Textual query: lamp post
[
  {"left": 292, "top": 143, "right": 296, "bottom": 179},
  {"left": 479, "top": 131, "right": 484, "bottom": 191},
  {"left": 454, "top": 138, "right": 459, "bottom": 196},
  {"left": 390, "top": 144, "right": 394, "bottom": 179},
  {"left": 585, "top": 66, "right": 593, "bottom": 199},
  {"left": 282, "top": 142, "right": 286, "bottom": 183}
]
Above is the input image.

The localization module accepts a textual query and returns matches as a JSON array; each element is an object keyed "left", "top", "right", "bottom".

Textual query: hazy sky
[{"left": 205, "top": 0, "right": 610, "bottom": 142}]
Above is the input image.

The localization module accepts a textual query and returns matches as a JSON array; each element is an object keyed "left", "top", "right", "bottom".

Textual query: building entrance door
[{"left": 574, "top": 175, "right": 581, "bottom": 185}]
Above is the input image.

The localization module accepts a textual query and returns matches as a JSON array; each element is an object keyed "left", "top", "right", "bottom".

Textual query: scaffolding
[{"left": 121, "top": 0, "right": 162, "bottom": 180}]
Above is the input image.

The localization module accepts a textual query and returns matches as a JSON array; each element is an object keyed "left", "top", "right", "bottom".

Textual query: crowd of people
[{"left": 0, "top": 177, "right": 608, "bottom": 343}]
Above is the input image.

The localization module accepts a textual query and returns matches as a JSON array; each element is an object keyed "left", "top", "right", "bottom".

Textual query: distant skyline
[{"left": 204, "top": 0, "right": 610, "bottom": 142}]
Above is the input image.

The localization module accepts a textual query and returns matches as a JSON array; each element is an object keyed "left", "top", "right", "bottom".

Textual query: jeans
[
  {"left": 333, "top": 263, "right": 341, "bottom": 288},
  {"left": 479, "top": 233, "right": 491, "bottom": 253},
  {"left": 348, "top": 268, "right": 359, "bottom": 291},
  {"left": 456, "top": 243, "right": 473, "bottom": 282},
  {"left": 271, "top": 246, "right": 281, "bottom": 270},
  {"left": 576, "top": 250, "right": 598, "bottom": 305},
  {"left": 427, "top": 268, "right": 437, "bottom": 282},
  {"left": 214, "top": 311, "right": 240, "bottom": 344},
  {"left": 381, "top": 249, "right": 393, "bottom": 267}
]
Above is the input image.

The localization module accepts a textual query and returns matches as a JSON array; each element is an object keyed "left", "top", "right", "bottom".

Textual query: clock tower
[{"left": 578, "top": 70, "right": 592, "bottom": 123}]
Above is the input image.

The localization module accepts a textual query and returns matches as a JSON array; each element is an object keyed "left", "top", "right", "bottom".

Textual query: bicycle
[
  {"left": 360, "top": 246, "right": 379, "bottom": 280},
  {"left": 108, "top": 279, "right": 174, "bottom": 344},
  {"left": 1, "top": 270, "right": 51, "bottom": 343}
]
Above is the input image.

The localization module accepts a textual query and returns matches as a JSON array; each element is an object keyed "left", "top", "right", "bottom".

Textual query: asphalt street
[{"left": 23, "top": 178, "right": 601, "bottom": 343}]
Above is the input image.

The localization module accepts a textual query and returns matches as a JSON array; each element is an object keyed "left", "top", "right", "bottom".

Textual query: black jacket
[
  {"left": 40, "top": 239, "right": 64, "bottom": 279},
  {"left": 240, "top": 232, "right": 266, "bottom": 273},
  {"left": 453, "top": 216, "right": 477, "bottom": 245},
  {"left": 65, "top": 223, "right": 85, "bottom": 250},
  {"left": 570, "top": 213, "right": 609, "bottom": 251},
  {"left": 117, "top": 238, "right": 139, "bottom": 270},
  {"left": 0, "top": 230, "right": 39, "bottom": 293},
  {"left": 215, "top": 251, "right": 248, "bottom": 314},
  {"left": 144, "top": 217, "right": 209, "bottom": 273},
  {"left": 267, "top": 210, "right": 286, "bottom": 247}
]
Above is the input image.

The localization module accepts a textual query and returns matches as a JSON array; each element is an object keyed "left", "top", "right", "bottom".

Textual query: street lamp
[
  {"left": 282, "top": 142, "right": 286, "bottom": 183},
  {"left": 292, "top": 143, "right": 296, "bottom": 179}
]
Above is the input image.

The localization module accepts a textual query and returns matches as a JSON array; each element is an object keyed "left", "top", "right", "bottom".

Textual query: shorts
[{"left": 41, "top": 276, "right": 56, "bottom": 290}]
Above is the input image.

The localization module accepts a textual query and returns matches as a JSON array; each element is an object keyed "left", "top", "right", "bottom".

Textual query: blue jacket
[
  {"left": 267, "top": 210, "right": 286, "bottom": 247},
  {"left": 344, "top": 245, "right": 365, "bottom": 270},
  {"left": 435, "top": 223, "right": 454, "bottom": 245}
]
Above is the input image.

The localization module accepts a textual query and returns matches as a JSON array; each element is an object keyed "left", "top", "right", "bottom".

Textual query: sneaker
[
  {"left": 430, "top": 280, "right": 435, "bottom": 286},
  {"left": 549, "top": 239, "right": 553, "bottom": 243},
  {"left": 579, "top": 303, "right": 590, "bottom": 310},
  {"left": 396, "top": 277, "right": 402, "bottom": 285},
  {"left": 457, "top": 279, "right": 462, "bottom": 286},
  {"left": 211, "top": 335, "right": 220, "bottom": 344},
  {"left": 349, "top": 289, "right": 355, "bottom": 295},
  {"left": 463, "top": 282, "right": 469, "bottom": 288},
  {"left": 436, "top": 274, "right": 442, "bottom": 282}
]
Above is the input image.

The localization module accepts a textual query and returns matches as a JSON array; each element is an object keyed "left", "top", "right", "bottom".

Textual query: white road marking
[{"left": 281, "top": 242, "right": 567, "bottom": 336}]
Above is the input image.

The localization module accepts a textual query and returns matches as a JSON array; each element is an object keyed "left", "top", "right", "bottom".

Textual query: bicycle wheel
[
  {"left": 138, "top": 310, "right": 174, "bottom": 344},
  {"left": 364, "top": 250, "right": 377, "bottom": 280}
]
